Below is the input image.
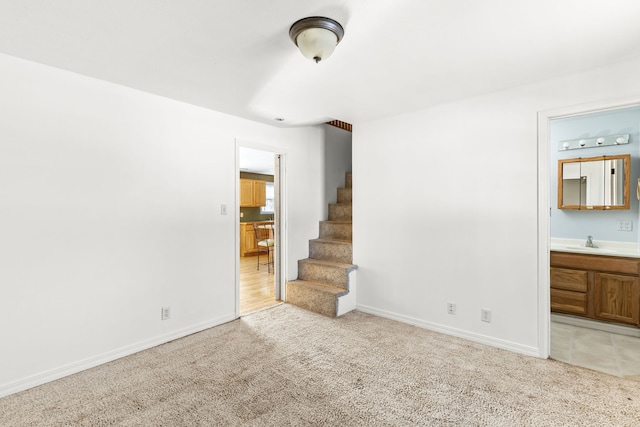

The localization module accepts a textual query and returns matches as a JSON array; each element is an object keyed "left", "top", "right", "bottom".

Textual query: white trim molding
[
  {"left": 0, "top": 314, "right": 236, "bottom": 398},
  {"left": 356, "top": 304, "right": 540, "bottom": 358}
]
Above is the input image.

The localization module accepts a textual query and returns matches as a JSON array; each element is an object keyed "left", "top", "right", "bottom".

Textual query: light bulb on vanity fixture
[
  {"left": 289, "top": 16, "right": 344, "bottom": 63},
  {"left": 558, "top": 134, "right": 630, "bottom": 151}
]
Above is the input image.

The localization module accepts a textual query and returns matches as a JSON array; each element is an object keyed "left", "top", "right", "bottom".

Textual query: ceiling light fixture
[{"left": 289, "top": 16, "right": 344, "bottom": 63}]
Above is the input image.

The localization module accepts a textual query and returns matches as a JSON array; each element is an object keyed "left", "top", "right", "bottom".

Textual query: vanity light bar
[{"left": 558, "top": 134, "right": 629, "bottom": 151}]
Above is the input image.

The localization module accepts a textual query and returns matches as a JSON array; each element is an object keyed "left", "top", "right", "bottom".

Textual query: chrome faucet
[{"left": 585, "top": 235, "right": 597, "bottom": 248}]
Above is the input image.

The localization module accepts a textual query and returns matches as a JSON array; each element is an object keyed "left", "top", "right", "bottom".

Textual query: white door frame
[
  {"left": 235, "top": 139, "right": 287, "bottom": 317},
  {"left": 537, "top": 96, "right": 640, "bottom": 358},
  {"left": 273, "top": 153, "right": 285, "bottom": 301}
]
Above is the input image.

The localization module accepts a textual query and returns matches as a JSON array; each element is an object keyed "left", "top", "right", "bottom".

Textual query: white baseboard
[
  {"left": 0, "top": 313, "right": 236, "bottom": 398},
  {"left": 356, "top": 304, "right": 541, "bottom": 358}
]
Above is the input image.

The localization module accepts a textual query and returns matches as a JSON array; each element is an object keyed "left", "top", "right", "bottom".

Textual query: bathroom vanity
[
  {"left": 550, "top": 246, "right": 640, "bottom": 326},
  {"left": 551, "top": 149, "right": 639, "bottom": 326}
]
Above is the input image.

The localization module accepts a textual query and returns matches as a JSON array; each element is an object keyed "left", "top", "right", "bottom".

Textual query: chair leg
[{"left": 256, "top": 247, "right": 260, "bottom": 270}]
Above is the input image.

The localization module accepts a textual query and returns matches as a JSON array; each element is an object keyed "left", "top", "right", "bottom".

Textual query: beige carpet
[{"left": 1, "top": 304, "right": 639, "bottom": 426}]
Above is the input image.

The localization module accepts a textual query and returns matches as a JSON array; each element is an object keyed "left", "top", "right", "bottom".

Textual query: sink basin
[{"left": 564, "top": 245, "right": 613, "bottom": 253}]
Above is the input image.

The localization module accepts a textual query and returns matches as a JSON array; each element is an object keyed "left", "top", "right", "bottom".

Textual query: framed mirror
[{"left": 558, "top": 154, "right": 630, "bottom": 210}]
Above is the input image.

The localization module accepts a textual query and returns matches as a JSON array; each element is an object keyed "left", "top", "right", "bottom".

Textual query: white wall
[
  {"left": 0, "top": 52, "right": 325, "bottom": 396},
  {"left": 354, "top": 57, "right": 640, "bottom": 356},
  {"left": 324, "top": 125, "right": 352, "bottom": 209}
]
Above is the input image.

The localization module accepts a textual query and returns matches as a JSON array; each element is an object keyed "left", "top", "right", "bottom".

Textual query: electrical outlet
[
  {"left": 447, "top": 302, "right": 456, "bottom": 315},
  {"left": 481, "top": 309, "right": 491, "bottom": 323},
  {"left": 161, "top": 307, "right": 170, "bottom": 320},
  {"left": 616, "top": 220, "right": 632, "bottom": 231}
]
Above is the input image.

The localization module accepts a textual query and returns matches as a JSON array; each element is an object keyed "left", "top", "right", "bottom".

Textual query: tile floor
[{"left": 551, "top": 320, "right": 640, "bottom": 381}]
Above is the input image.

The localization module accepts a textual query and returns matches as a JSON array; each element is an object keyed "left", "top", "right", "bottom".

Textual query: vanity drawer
[
  {"left": 550, "top": 267, "right": 587, "bottom": 292},
  {"left": 551, "top": 289, "right": 587, "bottom": 315},
  {"left": 551, "top": 252, "right": 640, "bottom": 275}
]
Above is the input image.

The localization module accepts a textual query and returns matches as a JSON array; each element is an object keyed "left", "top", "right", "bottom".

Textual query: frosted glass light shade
[
  {"left": 289, "top": 17, "right": 344, "bottom": 63},
  {"left": 296, "top": 28, "right": 338, "bottom": 63}
]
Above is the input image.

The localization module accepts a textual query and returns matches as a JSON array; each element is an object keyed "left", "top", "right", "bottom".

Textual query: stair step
[
  {"left": 297, "top": 258, "right": 356, "bottom": 289},
  {"left": 286, "top": 280, "right": 346, "bottom": 318},
  {"left": 337, "top": 187, "right": 352, "bottom": 203},
  {"left": 329, "top": 202, "right": 352, "bottom": 221},
  {"left": 319, "top": 220, "right": 352, "bottom": 240},
  {"left": 310, "top": 238, "right": 352, "bottom": 263},
  {"left": 287, "top": 170, "right": 355, "bottom": 318}
]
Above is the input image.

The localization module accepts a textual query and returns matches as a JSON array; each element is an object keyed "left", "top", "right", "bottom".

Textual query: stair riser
[
  {"left": 319, "top": 222, "right": 352, "bottom": 240},
  {"left": 297, "top": 261, "right": 350, "bottom": 289},
  {"left": 310, "top": 240, "right": 353, "bottom": 263},
  {"left": 288, "top": 170, "right": 355, "bottom": 318},
  {"left": 329, "top": 203, "right": 352, "bottom": 221},
  {"left": 286, "top": 282, "right": 338, "bottom": 318},
  {"left": 337, "top": 187, "right": 352, "bottom": 203}
]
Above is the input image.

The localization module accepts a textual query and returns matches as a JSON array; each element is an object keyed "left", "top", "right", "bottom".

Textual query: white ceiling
[
  {"left": 0, "top": 1, "right": 639, "bottom": 128},
  {"left": 239, "top": 147, "right": 275, "bottom": 175}
]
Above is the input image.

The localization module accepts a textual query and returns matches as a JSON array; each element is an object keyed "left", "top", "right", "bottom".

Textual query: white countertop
[{"left": 550, "top": 238, "right": 640, "bottom": 258}]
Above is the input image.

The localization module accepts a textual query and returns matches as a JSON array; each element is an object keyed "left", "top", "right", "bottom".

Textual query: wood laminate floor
[{"left": 239, "top": 254, "right": 281, "bottom": 315}]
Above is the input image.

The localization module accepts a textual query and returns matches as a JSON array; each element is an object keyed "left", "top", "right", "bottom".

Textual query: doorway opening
[
  {"left": 238, "top": 146, "right": 284, "bottom": 316},
  {"left": 539, "top": 99, "right": 640, "bottom": 379}
]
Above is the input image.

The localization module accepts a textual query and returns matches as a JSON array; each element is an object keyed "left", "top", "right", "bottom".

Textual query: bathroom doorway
[{"left": 540, "top": 100, "right": 640, "bottom": 379}]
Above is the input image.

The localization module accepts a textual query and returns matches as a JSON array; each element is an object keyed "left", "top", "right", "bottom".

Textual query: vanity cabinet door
[{"left": 594, "top": 273, "right": 640, "bottom": 325}]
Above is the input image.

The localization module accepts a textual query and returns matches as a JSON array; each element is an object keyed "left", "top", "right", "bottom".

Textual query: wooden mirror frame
[{"left": 558, "top": 154, "right": 631, "bottom": 210}]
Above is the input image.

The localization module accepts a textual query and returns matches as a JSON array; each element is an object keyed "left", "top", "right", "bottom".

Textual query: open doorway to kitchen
[
  {"left": 539, "top": 99, "right": 640, "bottom": 380},
  {"left": 238, "top": 146, "right": 284, "bottom": 315}
]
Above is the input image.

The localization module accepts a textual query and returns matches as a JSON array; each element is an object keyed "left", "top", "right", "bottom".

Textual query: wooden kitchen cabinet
[
  {"left": 240, "top": 179, "right": 266, "bottom": 207},
  {"left": 240, "top": 179, "right": 254, "bottom": 206},
  {"left": 550, "top": 251, "right": 640, "bottom": 326},
  {"left": 240, "top": 221, "right": 273, "bottom": 257},
  {"left": 240, "top": 223, "right": 258, "bottom": 256},
  {"left": 253, "top": 180, "right": 266, "bottom": 206}
]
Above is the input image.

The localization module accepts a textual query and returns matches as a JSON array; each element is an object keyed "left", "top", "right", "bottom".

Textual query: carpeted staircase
[{"left": 286, "top": 172, "right": 357, "bottom": 317}]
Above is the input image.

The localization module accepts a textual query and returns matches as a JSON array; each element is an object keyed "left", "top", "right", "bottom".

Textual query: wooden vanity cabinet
[
  {"left": 550, "top": 251, "right": 640, "bottom": 326},
  {"left": 550, "top": 267, "right": 588, "bottom": 315},
  {"left": 594, "top": 272, "right": 640, "bottom": 325}
]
